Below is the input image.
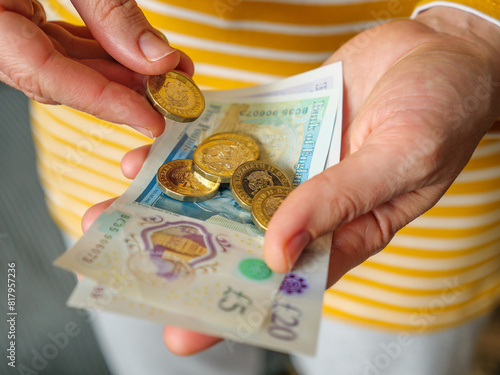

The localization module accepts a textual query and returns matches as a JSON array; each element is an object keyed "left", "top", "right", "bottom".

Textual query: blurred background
[
  {"left": 0, "top": 82, "right": 111, "bottom": 374},
  {"left": 1, "top": 81, "right": 499, "bottom": 374}
]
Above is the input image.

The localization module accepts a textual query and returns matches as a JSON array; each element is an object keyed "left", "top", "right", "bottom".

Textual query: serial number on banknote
[
  {"left": 82, "top": 213, "right": 131, "bottom": 264},
  {"left": 240, "top": 107, "right": 309, "bottom": 118}
]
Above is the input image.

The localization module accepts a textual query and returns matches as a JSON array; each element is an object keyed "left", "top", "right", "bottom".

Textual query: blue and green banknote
[{"left": 55, "top": 62, "right": 343, "bottom": 355}]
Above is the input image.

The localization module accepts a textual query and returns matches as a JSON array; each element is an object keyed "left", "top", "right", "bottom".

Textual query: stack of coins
[
  {"left": 193, "top": 132, "right": 259, "bottom": 183},
  {"left": 230, "top": 161, "right": 293, "bottom": 232},
  {"left": 156, "top": 132, "right": 293, "bottom": 232},
  {"left": 147, "top": 71, "right": 294, "bottom": 231},
  {"left": 156, "top": 132, "right": 258, "bottom": 202},
  {"left": 156, "top": 159, "right": 219, "bottom": 203}
]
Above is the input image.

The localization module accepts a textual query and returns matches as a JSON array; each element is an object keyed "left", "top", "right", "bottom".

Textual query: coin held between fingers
[{"left": 146, "top": 71, "right": 205, "bottom": 122}]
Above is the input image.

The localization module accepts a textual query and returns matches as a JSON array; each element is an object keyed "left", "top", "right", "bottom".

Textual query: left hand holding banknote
[{"left": 82, "top": 6, "right": 500, "bottom": 355}]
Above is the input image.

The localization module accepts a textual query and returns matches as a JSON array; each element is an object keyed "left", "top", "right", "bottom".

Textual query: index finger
[
  {"left": 71, "top": 0, "right": 186, "bottom": 75},
  {"left": 263, "top": 141, "right": 423, "bottom": 273},
  {"left": 163, "top": 326, "right": 221, "bottom": 356},
  {"left": 0, "top": 12, "right": 165, "bottom": 135}
]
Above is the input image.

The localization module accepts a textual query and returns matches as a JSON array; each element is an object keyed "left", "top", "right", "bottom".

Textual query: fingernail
[
  {"left": 285, "top": 231, "right": 311, "bottom": 271},
  {"left": 130, "top": 126, "right": 154, "bottom": 139},
  {"left": 139, "top": 31, "right": 176, "bottom": 62}
]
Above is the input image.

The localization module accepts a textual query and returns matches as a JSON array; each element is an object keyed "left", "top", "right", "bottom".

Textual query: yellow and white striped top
[{"left": 33, "top": 0, "right": 500, "bottom": 333}]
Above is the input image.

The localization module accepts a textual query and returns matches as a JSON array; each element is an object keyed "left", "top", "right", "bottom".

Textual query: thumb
[
  {"left": 71, "top": 0, "right": 180, "bottom": 75},
  {"left": 263, "top": 141, "right": 443, "bottom": 273}
]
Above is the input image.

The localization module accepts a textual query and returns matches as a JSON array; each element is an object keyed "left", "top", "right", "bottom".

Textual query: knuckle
[
  {"left": 300, "top": 172, "right": 361, "bottom": 235},
  {"left": 95, "top": 0, "right": 143, "bottom": 28},
  {"left": 10, "top": 53, "right": 56, "bottom": 104},
  {"left": 332, "top": 225, "right": 373, "bottom": 268},
  {"left": 369, "top": 209, "right": 397, "bottom": 253},
  {"left": 16, "top": 75, "right": 44, "bottom": 101},
  {"left": 312, "top": 171, "right": 363, "bottom": 224}
]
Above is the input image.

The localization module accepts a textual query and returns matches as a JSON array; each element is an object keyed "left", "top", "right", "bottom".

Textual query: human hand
[
  {"left": 82, "top": 6, "right": 500, "bottom": 355},
  {"left": 0, "top": 0, "right": 193, "bottom": 137},
  {"left": 263, "top": 7, "right": 500, "bottom": 285}
]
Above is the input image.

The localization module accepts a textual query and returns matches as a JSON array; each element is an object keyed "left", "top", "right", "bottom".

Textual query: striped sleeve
[
  {"left": 412, "top": 0, "right": 500, "bottom": 27},
  {"left": 36, "top": 0, "right": 500, "bottom": 331},
  {"left": 38, "top": 0, "right": 418, "bottom": 239},
  {"left": 324, "top": 136, "right": 500, "bottom": 333}
]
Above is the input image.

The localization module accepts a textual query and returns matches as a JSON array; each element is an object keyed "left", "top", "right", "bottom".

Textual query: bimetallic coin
[
  {"left": 146, "top": 71, "right": 205, "bottom": 123},
  {"left": 251, "top": 186, "right": 293, "bottom": 233},
  {"left": 193, "top": 139, "right": 257, "bottom": 183},
  {"left": 201, "top": 132, "right": 259, "bottom": 160},
  {"left": 156, "top": 159, "right": 219, "bottom": 202},
  {"left": 230, "top": 161, "right": 292, "bottom": 211}
]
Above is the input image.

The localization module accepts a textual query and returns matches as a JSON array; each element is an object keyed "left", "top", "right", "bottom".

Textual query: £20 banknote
[{"left": 55, "top": 62, "right": 343, "bottom": 355}]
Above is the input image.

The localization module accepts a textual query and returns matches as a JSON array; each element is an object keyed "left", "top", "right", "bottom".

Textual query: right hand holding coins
[{"left": 156, "top": 132, "right": 294, "bottom": 232}]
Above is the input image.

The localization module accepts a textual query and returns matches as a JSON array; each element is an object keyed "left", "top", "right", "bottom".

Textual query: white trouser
[
  {"left": 91, "top": 310, "right": 488, "bottom": 375},
  {"left": 292, "top": 315, "right": 488, "bottom": 375},
  {"left": 63, "top": 233, "right": 488, "bottom": 375},
  {"left": 91, "top": 311, "right": 266, "bottom": 375}
]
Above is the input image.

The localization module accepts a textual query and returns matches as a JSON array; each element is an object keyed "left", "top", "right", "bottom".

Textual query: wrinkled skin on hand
[
  {"left": 264, "top": 7, "right": 500, "bottom": 284},
  {"left": 83, "top": 7, "right": 500, "bottom": 355},
  {"left": 0, "top": 0, "right": 194, "bottom": 137}
]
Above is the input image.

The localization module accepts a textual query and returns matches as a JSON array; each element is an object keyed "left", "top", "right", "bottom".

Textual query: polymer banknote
[
  {"left": 69, "top": 232, "right": 331, "bottom": 355},
  {"left": 55, "top": 62, "right": 343, "bottom": 354}
]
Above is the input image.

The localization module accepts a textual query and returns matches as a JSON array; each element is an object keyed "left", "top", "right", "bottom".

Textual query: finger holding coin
[{"left": 147, "top": 70, "right": 205, "bottom": 123}]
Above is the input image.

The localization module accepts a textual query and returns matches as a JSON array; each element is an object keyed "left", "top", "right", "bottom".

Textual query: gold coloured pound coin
[
  {"left": 201, "top": 132, "right": 259, "bottom": 160},
  {"left": 193, "top": 139, "right": 257, "bottom": 183},
  {"left": 156, "top": 159, "right": 219, "bottom": 202},
  {"left": 230, "top": 161, "right": 292, "bottom": 211},
  {"left": 251, "top": 186, "right": 293, "bottom": 233},
  {"left": 147, "top": 71, "right": 205, "bottom": 123}
]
